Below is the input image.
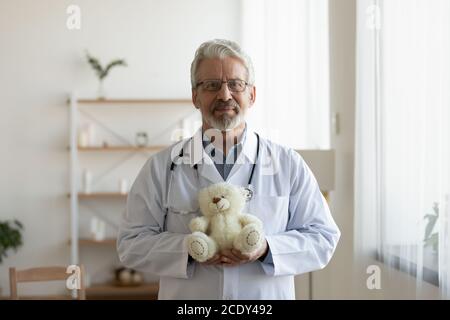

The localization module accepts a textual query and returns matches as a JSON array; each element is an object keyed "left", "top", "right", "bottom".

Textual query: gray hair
[{"left": 190, "top": 39, "right": 255, "bottom": 89}]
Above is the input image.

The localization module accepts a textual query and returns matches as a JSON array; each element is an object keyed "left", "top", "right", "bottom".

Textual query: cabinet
[{"left": 68, "top": 94, "right": 194, "bottom": 299}]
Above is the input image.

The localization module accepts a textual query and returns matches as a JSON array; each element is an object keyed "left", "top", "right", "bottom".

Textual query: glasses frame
[{"left": 195, "top": 79, "right": 251, "bottom": 93}]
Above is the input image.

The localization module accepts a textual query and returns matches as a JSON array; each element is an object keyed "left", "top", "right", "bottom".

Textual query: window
[
  {"left": 355, "top": 0, "right": 450, "bottom": 297},
  {"left": 241, "top": 0, "right": 330, "bottom": 149}
]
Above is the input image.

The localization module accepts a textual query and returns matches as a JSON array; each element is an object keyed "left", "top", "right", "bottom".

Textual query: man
[{"left": 117, "top": 39, "right": 340, "bottom": 299}]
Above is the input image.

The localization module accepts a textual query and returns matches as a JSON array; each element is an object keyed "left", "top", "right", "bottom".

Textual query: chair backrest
[{"left": 9, "top": 265, "right": 86, "bottom": 300}]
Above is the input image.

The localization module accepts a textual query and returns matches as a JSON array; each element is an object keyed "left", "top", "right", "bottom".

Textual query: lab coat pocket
[
  {"left": 166, "top": 202, "right": 200, "bottom": 235},
  {"left": 248, "top": 195, "right": 289, "bottom": 235},
  {"left": 166, "top": 210, "right": 199, "bottom": 234},
  {"left": 165, "top": 172, "right": 200, "bottom": 234}
]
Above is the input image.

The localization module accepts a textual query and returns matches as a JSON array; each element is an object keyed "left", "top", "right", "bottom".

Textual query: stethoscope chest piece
[{"left": 244, "top": 185, "right": 254, "bottom": 202}]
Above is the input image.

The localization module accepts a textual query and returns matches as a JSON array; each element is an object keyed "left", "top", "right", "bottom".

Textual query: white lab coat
[{"left": 117, "top": 126, "right": 340, "bottom": 300}]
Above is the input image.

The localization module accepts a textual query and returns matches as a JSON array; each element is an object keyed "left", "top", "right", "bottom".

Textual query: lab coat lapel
[
  {"left": 184, "top": 128, "right": 224, "bottom": 185},
  {"left": 226, "top": 128, "right": 258, "bottom": 182},
  {"left": 198, "top": 157, "right": 224, "bottom": 184}
]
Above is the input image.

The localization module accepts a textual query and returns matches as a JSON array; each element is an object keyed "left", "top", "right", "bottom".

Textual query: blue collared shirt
[{"left": 202, "top": 125, "right": 247, "bottom": 181}]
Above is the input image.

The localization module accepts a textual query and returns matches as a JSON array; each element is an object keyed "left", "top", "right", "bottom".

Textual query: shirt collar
[
  {"left": 202, "top": 123, "right": 247, "bottom": 157},
  {"left": 183, "top": 122, "right": 258, "bottom": 167},
  {"left": 202, "top": 123, "right": 248, "bottom": 146}
]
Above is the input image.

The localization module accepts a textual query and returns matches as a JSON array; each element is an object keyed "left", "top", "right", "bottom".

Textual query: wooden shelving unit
[
  {"left": 77, "top": 238, "right": 117, "bottom": 246},
  {"left": 77, "top": 145, "right": 168, "bottom": 152},
  {"left": 76, "top": 98, "right": 191, "bottom": 105},
  {"left": 68, "top": 95, "right": 192, "bottom": 300},
  {"left": 68, "top": 238, "right": 116, "bottom": 246},
  {"left": 79, "top": 192, "right": 127, "bottom": 199},
  {"left": 67, "top": 192, "right": 128, "bottom": 199}
]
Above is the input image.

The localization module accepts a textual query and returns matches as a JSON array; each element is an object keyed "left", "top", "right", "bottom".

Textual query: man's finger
[
  {"left": 204, "top": 254, "right": 221, "bottom": 265},
  {"left": 220, "top": 253, "right": 242, "bottom": 264},
  {"left": 231, "top": 249, "right": 251, "bottom": 260},
  {"left": 220, "top": 256, "right": 240, "bottom": 266},
  {"left": 221, "top": 249, "right": 243, "bottom": 262},
  {"left": 220, "top": 254, "right": 237, "bottom": 263}
]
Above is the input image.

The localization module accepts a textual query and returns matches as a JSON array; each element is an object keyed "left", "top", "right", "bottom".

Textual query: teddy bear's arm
[
  {"left": 239, "top": 213, "right": 263, "bottom": 228},
  {"left": 189, "top": 216, "right": 210, "bottom": 233}
]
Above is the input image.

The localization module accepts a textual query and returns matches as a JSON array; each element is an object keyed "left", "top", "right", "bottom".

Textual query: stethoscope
[{"left": 170, "top": 133, "right": 260, "bottom": 202}]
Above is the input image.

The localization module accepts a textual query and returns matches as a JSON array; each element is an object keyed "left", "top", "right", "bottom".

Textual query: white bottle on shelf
[
  {"left": 86, "top": 123, "right": 96, "bottom": 146},
  {"left": 90, "top": 216, "right": 106, "bottom": 241},
  {"left": 78, "top": 129, "right": 89, "bottom": 147},
  {"left": 82, "top": 169, "right": 92, "bottom": 194},
  {"left": 119, "top": 178, "right": 128, "bottom": 194}
]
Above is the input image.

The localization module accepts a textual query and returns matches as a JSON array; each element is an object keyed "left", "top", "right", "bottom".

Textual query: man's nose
[{"left": 216, "top": 81, "right": 233, "bottom": 100}]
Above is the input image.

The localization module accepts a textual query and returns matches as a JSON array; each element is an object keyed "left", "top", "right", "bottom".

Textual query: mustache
[{"left": 211, "top": 100, "right": 240, "bottom": 112}]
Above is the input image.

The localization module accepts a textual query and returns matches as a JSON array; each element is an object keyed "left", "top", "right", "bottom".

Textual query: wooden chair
[{"left": 9, "top": 265, "right": 86, "bottom": 300}]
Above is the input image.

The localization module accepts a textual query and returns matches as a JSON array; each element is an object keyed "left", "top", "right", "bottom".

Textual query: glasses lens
[
  {"left": 201, "top": 79, "right": 247, "bottom": 92},
  {"left": 228, "top": 80, "right": 245, "bottom": 92},
  {"left": 204, "top": 80, "right": 222, "bottom": 91}
]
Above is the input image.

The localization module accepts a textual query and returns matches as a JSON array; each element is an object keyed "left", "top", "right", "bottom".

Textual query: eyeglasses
[{"left": 196, "top": 79, "right": 250, "bottom": 93}]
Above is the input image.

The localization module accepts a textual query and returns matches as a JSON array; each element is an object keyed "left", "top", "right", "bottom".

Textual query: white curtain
[
  {"left": 241, "top": 0, "right": 330, "bottom": 149},
  {"left": 355, "top": 0, "right": 450, "bottom": 299}
]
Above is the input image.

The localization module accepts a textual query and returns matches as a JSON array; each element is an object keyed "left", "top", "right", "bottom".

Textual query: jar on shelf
[{"left": 135, "top": 131, "right": 148, "bottom": 147}]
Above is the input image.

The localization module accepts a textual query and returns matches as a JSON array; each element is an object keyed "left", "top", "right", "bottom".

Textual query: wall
[
  {"left": 0, "top": 0, "right": 242, "bottom": 296},
  {"left": 292, "top": 0, "right": 359, "bottom": 300}
]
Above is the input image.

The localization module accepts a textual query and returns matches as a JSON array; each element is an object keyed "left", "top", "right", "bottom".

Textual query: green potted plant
[
  {"left": 0, "top": 219, "right": 23, "bottom": 296},
  {"left": 423, "top": 202, "right": 439, "bottom": 254},
  {"left": 0, "top": 219, "right": 24, "bottom": 264},
  {"left": 85, "top": 51, "right": 127, "bottom": 100}
]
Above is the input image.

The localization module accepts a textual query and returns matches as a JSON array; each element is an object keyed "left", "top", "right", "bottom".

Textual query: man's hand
[
  {"left": 203, "top": 254, "right": 222, "bottom": 265},
  {"left": 220, "top": 240, "right": 268, "bottom": 266},
  {"left": 198, "top": 240, "right": 269, "bottom": 266}
]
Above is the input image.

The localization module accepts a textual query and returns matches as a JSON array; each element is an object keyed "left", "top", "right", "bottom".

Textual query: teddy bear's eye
[{"left": 221, "top": 195, "right": 225, "bottom": 198}]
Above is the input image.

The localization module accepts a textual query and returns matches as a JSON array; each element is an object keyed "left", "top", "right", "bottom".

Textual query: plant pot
[{"left": 97, "top": 80, "right": 106, "bottom": 100}]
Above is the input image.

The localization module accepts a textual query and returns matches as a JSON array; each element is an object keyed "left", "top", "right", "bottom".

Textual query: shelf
[
  {"left": 0, "top": 294, "right": 75, "bottom": 300},
  {"left": 67, "top": 192, "right": 128, "bottom": 199},
  {"left": 71, "top": 238, "right": 117, "bottom": 247},
  {"left": 86, "top": 282, "right": 159, "bottom": 300},
  {"left": 77, "top": 238, "right": 117, "bottom": 246},
  {"left": 73, "top": 98, "right": 191, "bottom": 105},
  {"left": 67, "top": 238, "right": 116, "bottom": 246},
  {"left": 76, "top": 145, "right": 168, "bottom": 152}
]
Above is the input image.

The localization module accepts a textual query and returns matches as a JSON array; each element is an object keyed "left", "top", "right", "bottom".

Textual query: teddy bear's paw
[
  {"left": 234, "top": 224, "right": 264, "bottom": 254},
  {"left": 187, "top": 232, "right": 217, "bottom": 262}
]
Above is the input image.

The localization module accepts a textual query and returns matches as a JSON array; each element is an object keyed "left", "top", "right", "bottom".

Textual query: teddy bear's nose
[{"left": 212, "top": 197, "right": 221, "bottom": 204}]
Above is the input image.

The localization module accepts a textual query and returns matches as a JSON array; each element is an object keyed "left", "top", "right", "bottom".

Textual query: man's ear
[
  {"left": 249, "top": 85, "right": 256, "bottom": 107},
  {"left": 192, "top": 89, "right": 199, "bottom": 109}
]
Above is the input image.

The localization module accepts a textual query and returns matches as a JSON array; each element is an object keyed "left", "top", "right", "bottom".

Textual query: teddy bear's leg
[
  {"left": 187, "top": 231, "right": 218, "bottom": 263},
  {"left": 233, "top": 224, "right": 264, "bottom": 255}
]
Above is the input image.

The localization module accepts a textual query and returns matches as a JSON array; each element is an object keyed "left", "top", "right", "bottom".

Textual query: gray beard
[
  {"left": 206, "top": 101, "right": 245, "bottom": 131},
  {"left": 206, "top": 112, "right": 244, "bottom": 131}
]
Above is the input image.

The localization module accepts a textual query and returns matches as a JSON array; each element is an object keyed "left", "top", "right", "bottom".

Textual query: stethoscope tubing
[{"left": 170, "top": 133, "right": 260, "bottom": 187}]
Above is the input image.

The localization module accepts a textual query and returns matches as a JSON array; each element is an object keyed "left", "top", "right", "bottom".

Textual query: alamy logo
[
  {"left": 66, "top": 5, "right": 81, "bottom": 30},
  {"left": 366, "top": 4, "right": 381, "bottom": 30},
  {"left": 366, "top": 265, "right": 381, "bottom": 290},
  {"left": 66, "top": 265, "right": 81, "bottom": 290}
]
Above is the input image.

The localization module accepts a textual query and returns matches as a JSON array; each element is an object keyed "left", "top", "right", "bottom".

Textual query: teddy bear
[{"left": 186, "top": 182, "right": 265, "bottom": 263}]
